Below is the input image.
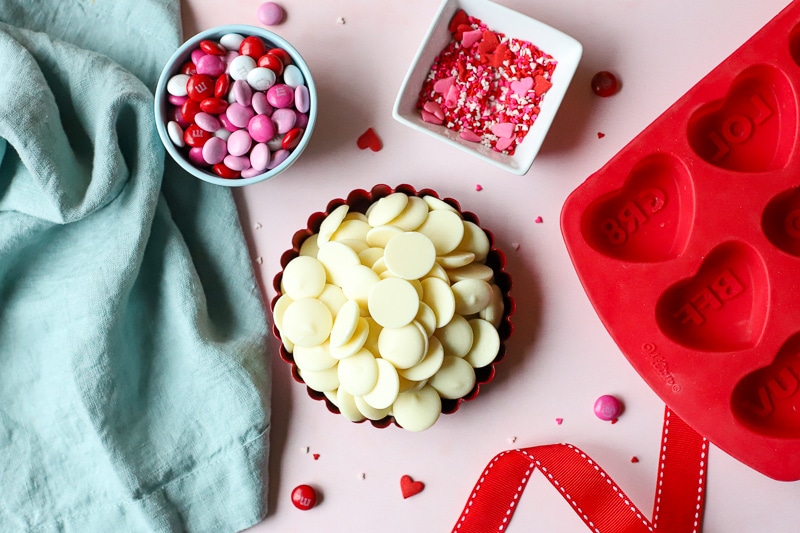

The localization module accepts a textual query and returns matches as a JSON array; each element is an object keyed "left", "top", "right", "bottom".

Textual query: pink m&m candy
[
  {"left": 266, "top": 84, "right": 294, "bottom": 108},
  {"left": 257, "top": 2, "right": 285, "bottom": 26},
  {"left": 227, "top": 129, "right": 253, "bottom": 156},
  {"left": 247, "top": 114, "right": 276, "bottom": 143},
  {"left": 593, "top": 394, "right": 623, "bottom": 421}
]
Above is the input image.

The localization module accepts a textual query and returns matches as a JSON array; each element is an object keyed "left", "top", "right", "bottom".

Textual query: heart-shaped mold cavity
[
  {"left": 789, "top": 22, "right": 800, "bottom": 68},
  {"left": 732, "top": 333, "right": 800, "bottom": 438},
  {"left": 763, "top": 187, "right": 800, "bottom": 257},
  {"left": 687, "top": 64, "right": 795, "bottom": 172},
  {"left": 656, "top": 242, "right": 768, "bottom": 352},
  {"left": 580, "top": 153, "right": 694, "bottom": 262}
]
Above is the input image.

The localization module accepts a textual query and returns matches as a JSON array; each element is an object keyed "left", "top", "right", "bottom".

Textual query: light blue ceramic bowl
[{"left": 154, "top": 24, "right": 317, "bottom": 187}]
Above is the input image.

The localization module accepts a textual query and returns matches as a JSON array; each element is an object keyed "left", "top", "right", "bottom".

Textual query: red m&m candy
[{"left": 291, "top": 484, "right": 317, "bottom": 510}]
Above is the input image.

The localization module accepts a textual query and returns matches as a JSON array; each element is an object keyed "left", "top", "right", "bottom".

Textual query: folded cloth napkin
[{"left": 0, "top": 1, "right": 271, "bottom": 531}]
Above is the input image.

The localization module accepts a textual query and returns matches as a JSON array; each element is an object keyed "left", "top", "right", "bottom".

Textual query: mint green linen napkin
[{"left": 0, "top": 1, "right": 271, "bottom": 531}]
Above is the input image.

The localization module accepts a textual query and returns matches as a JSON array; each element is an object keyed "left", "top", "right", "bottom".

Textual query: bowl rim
[
  {"left": 154, "top": 23, "right": 318, "bottom": 187},
  {"left": 392, "top": 0, "right": 583, "bottom": 176}
]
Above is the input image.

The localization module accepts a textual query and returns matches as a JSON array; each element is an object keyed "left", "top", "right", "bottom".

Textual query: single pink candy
[
  {"left": 190, "top": 48, "right": 206, "bottom": 65},
  {"left": 266, "top": 148, "right": 290, "bottom": 169},
  {"left": 224, "top": 154, "right": 251, "bottom": 171},
  {"left": 251, "top": 91, "right": 273, "bottom": 116},
  {"left": 250, "top": 142, "right": 271, "bottom": 171},
  {"left": 226, "top": 102, "right": 255, "bottom": 128},
  {"left": 227, "top": 129, "right": 253, "bottom": 156},
  {"left": 294, "top": 85, "right": 310, "bottom": 113},
  {"left": 188, "top": 146, "right": 206, "bottom": 166},
  {"left": 266, "top": 84, "right": 294, "bottom": 108},
  {"left": 248, "top": 114, "right": 276, "bottom": 143},
  {"left": 219, "top": 113, "right": 239, "bottom": 132},
  {"left": 202, "top": 136, "right": 227, "bottom": 165},
  {"left": 593, "top": 395, "right": 623, "bottom": 421},
  {"left": 271, "top": 108, "right": 296, "bottom": 134},
  {"left": 295, "top": 112, "right": 309, "bottom": 129},
  {"left": 196, "top": 54, "right": 225, "bottom": 77},
  {"left": 194, "top": 111, "right": 221, "bottom": 132},
  {"left": 257, "top": 2, "right": 285, "bottom": 26},
  {"left": 233, "top": 79, "right": 253, "bottom": 106},
  {"left": 168, "top": 94, "right": 188, "bottom": 106},
  {"left": 241, "top": 166, "right": 265, "bottom": 178}
]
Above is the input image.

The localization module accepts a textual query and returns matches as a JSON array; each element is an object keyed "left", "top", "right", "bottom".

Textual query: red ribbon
[{"left": 453, "top": 406, "right": 708, "bottom": 533}]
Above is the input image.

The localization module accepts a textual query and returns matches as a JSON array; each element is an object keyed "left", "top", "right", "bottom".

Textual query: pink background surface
[{"left": 180, "top": 1, "right": 800, "bottom": 531}]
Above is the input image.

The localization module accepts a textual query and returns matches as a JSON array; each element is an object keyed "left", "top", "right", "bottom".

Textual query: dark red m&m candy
[{"left": 591, "top": 71, "right": 620, "bottom": 97}]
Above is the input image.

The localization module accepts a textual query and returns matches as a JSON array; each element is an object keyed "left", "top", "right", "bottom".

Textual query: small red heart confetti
[
  {"left": 477, "top": 30, "right": 499, "bottom": 55},
  {"left": 475, "top": 184, "right": 483, "bottom": 191},
  {"left": 597, "top": 132, "right": 606, "bottom": 139},
  {"left": 400, "top": 475, "right": 425, "bottom": 499},
  {"left": 631, "top": 456, "right": 640, "bottom": 463},
  {"left": 534, "top": 216, "right": 543, "bottom": 223},
  {"left": 313, "top": 453, "right": 320, "bottom": 460},
  {"left": 357, "top": 128, "right": 382, "bottom": 152}
]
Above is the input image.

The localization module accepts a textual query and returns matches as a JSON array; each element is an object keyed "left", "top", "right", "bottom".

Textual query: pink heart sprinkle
[
  {"left": 461, "top": 29, "right": 482, "bottom": 48},
  {"left": 556, "top": 418, "right": 563, "bottom": 425},
  {"left": 421, "top": 109, "right": 443, "bottom": 125},
  {"left": 510, "top": 76, "right": 533, "bottom": 95},
  {"left": 535, "top": 216, "right": 544, "bottom": 223},
  {"left": 433, "top": 76, "right": 455, "bottom": 95},
  {"left": 491, "top": 122, "right": 514, "bottom": 139},
  {"left": 444, "top": 84, "right": 459, "bottom": 108},
  {"left": 423, "top": 101, "right": 445, "bottom": 120},
  {"left": 495, "top": 136, "right": 514, "bottom": 151},
  {"left": 460, "top": 129, "right": 481, "bottom": 142}
]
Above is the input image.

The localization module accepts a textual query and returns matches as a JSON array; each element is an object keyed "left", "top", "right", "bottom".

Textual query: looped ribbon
[{"left": 452, "top": 406, "right": 708, "bottom": 533}]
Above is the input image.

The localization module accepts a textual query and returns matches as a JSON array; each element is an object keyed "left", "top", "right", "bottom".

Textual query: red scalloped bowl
[{"left": 271, "top": 183, "right": 515, "bottom": 428}]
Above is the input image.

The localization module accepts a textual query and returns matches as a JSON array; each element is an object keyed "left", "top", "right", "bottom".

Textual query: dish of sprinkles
[{"left": 416, "top": 9, "right": 557, "bottom": 155}]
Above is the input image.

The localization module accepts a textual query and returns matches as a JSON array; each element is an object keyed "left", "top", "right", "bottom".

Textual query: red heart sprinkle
[
  {"left": 534, "top": 74, "right": 553, "bottom": 95},
  {"left": 597, "top": 132, "right": 606, "bottom": 139},
  {"left": 313, "top": 453, "right": 320, "bottom": 460},
  {"left": 400, "top": 475, "right": 425, "bottom": 499},
  {"left": 535, "top": 216, "right": 543, "bottom": 224},
  {"left": 478, "top": 30, "right": 499, "bottom": 55},
  {"left": 357, "top": 128, "right": 382, "bottom": 152},
  {"left": 449, "top": 9, "right": 469, "bottom": 34},
  {"left": 631, "top": 456, "right": 640, "bottom": 463}
]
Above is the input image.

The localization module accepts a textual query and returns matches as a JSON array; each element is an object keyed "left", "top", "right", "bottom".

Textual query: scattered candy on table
[
  {"left": 416, "top": 9, "right": 557, "bottom": 155},
  {"left": 356, "top": 127, "right": 382, "bottom": 151},
  {"left": 163, "top": 33, "right": 310, "bottom": 180},
  {"left": 400, "top": 475, "right": 425, "bottom": 499},
  {"left": 291, "top": 484, "right": 318, "bottom": 510},
  {"left": 593, "top": 394, "right": 624, "bottom": 421},
  {"left": 590, "top": 70, "right": 621, "bottom": 97},
  {"left": 257, "top": 2, "right": 285, "bottom": 26}
]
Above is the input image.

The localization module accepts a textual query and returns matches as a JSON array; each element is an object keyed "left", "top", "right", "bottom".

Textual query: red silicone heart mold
[
  {"left": 581, "top": 153, "right": 694, "bottom": 262},
  {"left": 733, "top": 333, "right": 800, "bottom": 439},
  {"left": 687, "top": 64, "right": 795, "bottom": 172},
  {"left": 562, "top": 2, "right": 800, "bottom": 481}
]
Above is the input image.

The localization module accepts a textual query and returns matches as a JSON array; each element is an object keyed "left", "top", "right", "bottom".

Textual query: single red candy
[
  {"left": 186, "top": 74, "right": 215, "bottom": 101},
  {"left": 183, "top": 124, "right": 211, "bottom": 147},
  {"left": 267, "top": 47, "right": 292, "bottom": 66},
  {"left": 199, "top": 39, "right": 226, "bottom": 56},
  {"left": 180, "top": 61, "right": 197, "bottom": 76},
  {"left": 591, "top": 71, "right": 620, "bottom": 97},
  {"left": 180, "top": 99, "right": 201, "bottom": 123},
  {"left": 291, "top": 484, "right": 317, "bottom": 510},
  {"left": 200, "top": 97, "right": 228, "bottom": 115},
  {"left": 239, "top": 36, "right": 267, "bottom": 58},
  {"left": 214, "top": 73, "right": 231, "bottom": 98},
  {"left": 212, "top": 162, "right": 241, "bottom": 179},
  {"left": 258, "top": 53, "right": 284, "bottom": 76},
  {"left": 282, "top": 127, "right": 304, "bottom": 150}
]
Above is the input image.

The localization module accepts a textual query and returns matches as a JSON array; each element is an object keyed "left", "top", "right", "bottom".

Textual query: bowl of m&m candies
[
  {"left": 271, "top": 184, "right": 514, "bottom": 431},
  {"left": 154, "top": 24, "right": 317, "bottom": 186}
]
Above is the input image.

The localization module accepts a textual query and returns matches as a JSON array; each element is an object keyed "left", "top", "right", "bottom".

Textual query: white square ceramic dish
[{"left": 392, "top": 0, "right": 582, "bottom": 175}]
